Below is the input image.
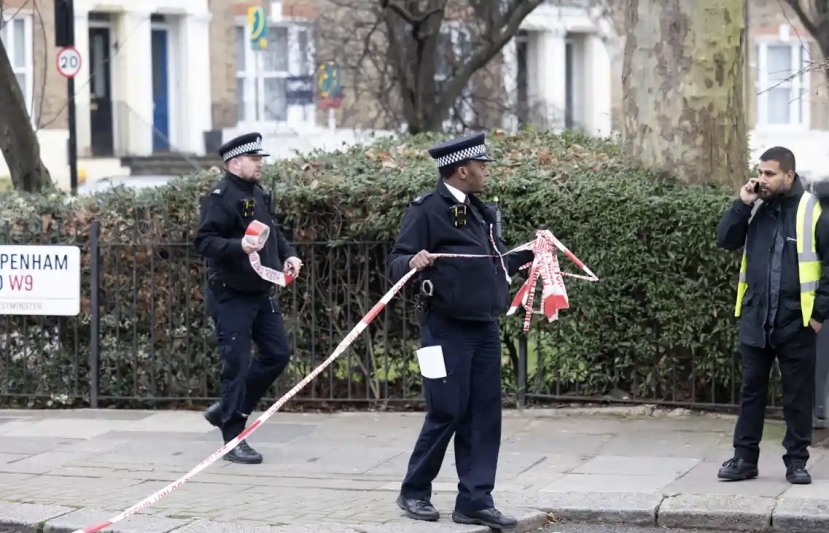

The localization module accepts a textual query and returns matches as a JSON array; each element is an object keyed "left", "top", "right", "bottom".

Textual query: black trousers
[
  {"left": 733, "top": 326, "right": 816, "bottom": 466},
  {"left": 401, "top": 312, "right": 502, "bottom": 514},
  {"left": 206, "top": 288, "right": 290, "bottom": 442}
]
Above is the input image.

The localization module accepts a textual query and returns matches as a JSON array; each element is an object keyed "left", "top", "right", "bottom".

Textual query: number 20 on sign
[{"left": 57, "top": 46, "right": 82, "bottom": 78}]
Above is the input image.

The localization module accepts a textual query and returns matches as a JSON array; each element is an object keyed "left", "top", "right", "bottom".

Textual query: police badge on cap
[
  {"left": 218, "top": 132, "right": 270, "bottom": 163},
  {"left": 427, "top": 132, "right": 495, "bottom": 169}
]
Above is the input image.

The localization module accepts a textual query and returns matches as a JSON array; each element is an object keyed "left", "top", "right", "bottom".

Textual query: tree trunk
[
  {"left": 0, "top": 37, "right": 53, "bottom": 192},
  {"left": 621, "top": 0, "right": 747, "bottom": 189}
]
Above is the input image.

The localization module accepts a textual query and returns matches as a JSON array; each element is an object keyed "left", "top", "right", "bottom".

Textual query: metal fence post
[
  {"left": 517, "top": 333, "right": 528, "bottom": 407},
  {"left": 89, "top": 220, "right": 100, "bottom": 408}
]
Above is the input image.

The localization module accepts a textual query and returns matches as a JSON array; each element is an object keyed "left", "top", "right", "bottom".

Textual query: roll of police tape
[
  {"left": 72, "top": 229, "right": 597, "bottom": 533},
  {"left": 244, "top": 220, "right": 270, "bottom": 246},
  {"left": 244, "top": 221, "right": 294, "bottom": 287}
]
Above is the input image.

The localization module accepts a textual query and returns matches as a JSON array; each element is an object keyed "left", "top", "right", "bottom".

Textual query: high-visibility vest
[{"left": 735, "top": 192, "right": 822, "bottom": 326}]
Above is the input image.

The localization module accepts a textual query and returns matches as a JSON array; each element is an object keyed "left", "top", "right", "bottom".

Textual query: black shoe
[
  {"left": 786, "top": 464, "right": 812, "bottom": 484},
  {"left": 396, "top": 494, "right": 439, "bottom": 521},
  {"left": 718, "top": 457, "right": 758, "bottom": 481},
  {"left": 224, "top": 440, "right": 263, "bottom": 465},
  {"left": 203, "top": 402, "right": 222, "bottom": 428},
  {"left": 452, "top": 508, "right": 518, "bottom": 530}
]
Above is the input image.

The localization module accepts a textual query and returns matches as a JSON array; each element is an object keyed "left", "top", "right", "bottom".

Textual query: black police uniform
[
  {"left": 193, "top": 132, "right": 297, "bottom": 465},
  {"left": 387, "top": 133, "right": 534, "bottom": 530},
  {"left": 716, "top": 174, "right": 829, "bottom": 484}
]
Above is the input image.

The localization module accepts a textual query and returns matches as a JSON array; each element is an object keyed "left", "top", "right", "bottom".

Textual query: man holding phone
[{"left": 716, "top": 146, "right": 829, "bottom": 484}]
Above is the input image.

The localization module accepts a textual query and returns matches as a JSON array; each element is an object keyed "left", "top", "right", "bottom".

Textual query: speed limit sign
[{"left": 56, "top": 46, "right": 82, "bottom": 78}]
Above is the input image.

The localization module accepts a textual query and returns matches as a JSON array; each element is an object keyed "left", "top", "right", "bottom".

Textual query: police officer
[
  {"left": 387, "top": 132, "right": 534, "bottom": 529},
  {"left": 194, "top": 132, "right": 303, "bottom": 465},
  {"left": 717, "top": 146, "right": 829, "bottom": 484}
]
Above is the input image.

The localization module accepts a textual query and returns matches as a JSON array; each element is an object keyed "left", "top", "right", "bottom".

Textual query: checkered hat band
[
  {"left": 222, "top": 141, "right": 264, "bottom": 162},
  {"left": 434, "top": 144, "right": 486, "bottom": 168}
]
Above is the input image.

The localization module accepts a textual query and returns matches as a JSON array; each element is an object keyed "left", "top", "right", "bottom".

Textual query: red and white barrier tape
[
  {"left": 245, "top": 220, "right": 296, "bottom": 286},
  {"left": 506, "top": 230, "right": 599, "bottom": 331},
  {"left": 74, "top": 224, "right": 596, "bottom": 533}
]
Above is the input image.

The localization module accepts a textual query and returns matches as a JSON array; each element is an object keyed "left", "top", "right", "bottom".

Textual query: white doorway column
[
  {"left": 179, "top": 12, "right": 212, "bottom": 154},
  {"left": 73, "top": 9, "right": 92, "bottom": 156},
  {"left": 115, "top": 9, "right": 153, "bottom": 155},
  {"left": 585, "top": 34, "right": 612, "bottom": 136},
  {"left": 501, "top": 37, "right": 519, "bottom": 131},
  {"left": 538, "top": 28, "right": 567, "bottom": 130}
]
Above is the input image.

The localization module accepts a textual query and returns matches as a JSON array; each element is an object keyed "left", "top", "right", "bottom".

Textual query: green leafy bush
[{"left": 0, "top": 130, "right": 759, "bottom": 409}]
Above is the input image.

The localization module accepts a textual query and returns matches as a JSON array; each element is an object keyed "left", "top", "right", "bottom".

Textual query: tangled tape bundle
[
  {"left": 74, "top": 223, "right": 597, "bottom": 533},
  {"left": 507, "top": 230, "right": 599, "bottom": 331}
]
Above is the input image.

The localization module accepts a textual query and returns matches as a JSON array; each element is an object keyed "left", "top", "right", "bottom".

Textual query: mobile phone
[{"left": 753, "top": 182, "right": 760, "bottom": 193}]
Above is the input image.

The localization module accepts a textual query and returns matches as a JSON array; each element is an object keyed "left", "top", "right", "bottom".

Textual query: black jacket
[
  {"left": 194, "top": 172, "right": 297, "bottom": 294},
  {"left": 387, "top": 181, "right": 535, "bottom": 322},
  {"left": 716, "top": 177, "right": 829, "bottom": 348}
]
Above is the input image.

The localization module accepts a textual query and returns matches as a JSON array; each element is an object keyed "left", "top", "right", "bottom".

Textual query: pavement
[{"left": 0, "top": 406, "right": 828, "bottom": 532}]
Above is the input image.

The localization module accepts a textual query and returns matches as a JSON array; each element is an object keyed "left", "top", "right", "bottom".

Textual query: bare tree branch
[
  {"left": 436, "top": 0, "right": 546, "bottom": 125},
  {"left": 379, "top": 0, "right": 443, "bottom": 24},
  {"left": 0, "top": 35, "right": 53, "bottom": 192},
  {"left": 784, "top": 0, "right": 821, "bottom": 37},
  {"left": 316, "top": 0, "right": 547, "bottom": 134}
]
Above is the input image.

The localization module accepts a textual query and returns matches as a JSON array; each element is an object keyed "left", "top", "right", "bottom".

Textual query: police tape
[
  {"left": 245, "top": 220, "right": 296, "bottom": 287},
  {"left": 73, "top": 225, "right": 597, "bottom": 533},
  {"left": 507, "top": 230, "right": 599, "bottom": 331}
]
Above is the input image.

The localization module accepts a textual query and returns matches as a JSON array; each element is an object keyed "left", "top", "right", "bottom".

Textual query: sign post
[
  {"left": 248, "top": 6, "right": 268, "bottom": 50},
  {"left": 54, "top": 0, "right": 80, "bottom": 196},
  {"left": 0, "top": 246, "right": 82, "bottom": 316},
  {"left": 56, "top": 46, "right": 81, "bottom": 78},
  {"left": 317, "top": 63, "right": 343, "bottom": 131}
]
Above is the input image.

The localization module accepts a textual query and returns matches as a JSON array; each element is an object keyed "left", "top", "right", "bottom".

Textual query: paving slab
[
  {"left": 0, "top": 502, "right": 76, "bottom": 533},
  {"left": 657, "top": 493, "right": 775, "bottom": 531},
  {"left": 0, "top": 408, "right": 823, "bottom": 532},
  {"left": 42, "top": 509, "right": 193, "bottom": 533},
  {"left": 166, "top": 520, "right": 348, "bottom": 532},
  {"left": 499, "top": 491, "right": 661, "bottom": 526},
  {"left": 772, "top": 498, "right": 829, "bottom": 532}
]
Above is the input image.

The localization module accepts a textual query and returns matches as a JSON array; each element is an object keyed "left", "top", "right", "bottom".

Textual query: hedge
[{"left": 0, "top": 129, "right": 762, "bottom": 409}]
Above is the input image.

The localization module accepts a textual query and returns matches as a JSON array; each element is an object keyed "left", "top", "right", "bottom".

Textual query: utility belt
[{"left": 414, "top": 278, "right": 434, "bottom": 324}]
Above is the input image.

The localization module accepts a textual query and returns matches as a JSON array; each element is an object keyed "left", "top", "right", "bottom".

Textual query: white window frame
[
  {"left": 235, "top": 17, "right": 315, "bottom": 131},
  {"left": 0, "top": 12, "right": 35, "bottom": 124},
  {"left": 753, "top": 38, "right": 811, "bottom": 132},
  {"left": 435, "top": 21, "right": 475, "bottom": 132}
]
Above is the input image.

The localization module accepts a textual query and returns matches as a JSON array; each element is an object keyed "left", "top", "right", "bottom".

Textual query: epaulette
[
  {"left": 210, "top": 181, "right": 227, "bottom": 196},
  {"left": 411, "top": 191, "right": 433, "bottom": 205}
]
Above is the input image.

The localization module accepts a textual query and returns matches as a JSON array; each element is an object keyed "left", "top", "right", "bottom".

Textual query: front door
[
  {"left": 515, "top": 31, "right": 529, "bottom": 128},
  {"left": 151, "top": 29, "right": 170, "bottom": 152},
  {"left": 89, "top": 27, "right": 114, "bottom": 156}
]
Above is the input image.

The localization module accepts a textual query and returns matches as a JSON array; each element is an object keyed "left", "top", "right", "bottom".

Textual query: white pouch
[{"left": 416, "top": 345, "right": 447, "bottom": 379}]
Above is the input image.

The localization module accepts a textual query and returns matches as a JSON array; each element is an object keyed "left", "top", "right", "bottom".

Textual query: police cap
[
  {"left": 427, "top": 132, "right": 495, "bottom": 169},
  {"left": 218, "top": 132, "right": 270, "bottom": 163}
]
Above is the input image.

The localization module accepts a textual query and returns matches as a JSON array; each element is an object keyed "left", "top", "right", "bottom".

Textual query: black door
[
  {"left": 89, "top": 27, "right": 114, "bottom": 156},
  {"left": 516, "top": 32, "right": 529, "bottom": 128}
]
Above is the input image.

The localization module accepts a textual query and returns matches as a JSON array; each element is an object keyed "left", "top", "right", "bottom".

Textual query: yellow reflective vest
[{"left": 735, "top": 192, "right": 822, "bottom": 326}]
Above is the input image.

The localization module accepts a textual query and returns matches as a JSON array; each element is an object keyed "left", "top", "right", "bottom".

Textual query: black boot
[
  {"left": 452, "top": 508, "right": 518, "bottom": 530},
  {"left": 203, "top": 402, "right": 222, "bottom": 428},
  {"left": 396, "top": 494, "right": 439, "bottom": 521},
  {"left": 717, "top": 457, "right": 759, "bottom": 481},
  {"left": 224, "top": 440, "right": 263, "bottom": 465},
  {"left": 786, "top": 464, "right": 812, "bottom": 484}
]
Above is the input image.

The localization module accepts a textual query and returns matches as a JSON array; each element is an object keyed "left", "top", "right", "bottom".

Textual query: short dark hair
[
  {"left": 760, "top": 146, "right": 796, "bottom": 173},
  {"left": 439, "top": 161, "right": 465, "bottom": 179}
]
